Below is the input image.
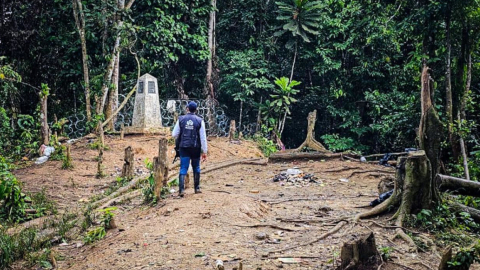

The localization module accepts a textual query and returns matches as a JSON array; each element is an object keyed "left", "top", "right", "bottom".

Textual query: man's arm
[
  {"left": 200, "top": 120, "right": 208, "bottom": 154},
  {"left": 172, "top": 120, "right": 180, "bottom": 139}
]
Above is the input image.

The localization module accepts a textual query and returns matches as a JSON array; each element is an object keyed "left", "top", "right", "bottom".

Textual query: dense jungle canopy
[{"left": 1, "top": 0, "right": 480, "bottom": 173}]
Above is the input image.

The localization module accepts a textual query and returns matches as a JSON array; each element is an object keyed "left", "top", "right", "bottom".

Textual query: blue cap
[{"left": 188, "top": 101, "right": 197, "bottom": 112}]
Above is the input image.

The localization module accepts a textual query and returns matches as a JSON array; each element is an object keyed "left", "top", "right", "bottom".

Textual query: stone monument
[{"left": 125, "top": 73, "right": 166, "bottom": 134}]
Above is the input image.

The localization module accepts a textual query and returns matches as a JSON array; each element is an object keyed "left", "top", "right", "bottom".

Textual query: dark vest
[{"left": 179, "top": 113, "right": 202, "bottom": 148}]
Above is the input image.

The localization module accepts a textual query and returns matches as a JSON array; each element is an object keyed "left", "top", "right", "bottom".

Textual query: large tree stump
[
  {"left": 339, "top": 232, "right": 380, "bottom": 270},
  {"left": 154, "top": 138, "right": 169, "bottom": 199},
  {"left": 294, "top": 110, "right": 329, "bottom": 152},
  {"left": 121, "top": 146, "right": 134, "bottom": 180},
  {"left": 356, "top": 66, "right": 443, "bottom": 251}
]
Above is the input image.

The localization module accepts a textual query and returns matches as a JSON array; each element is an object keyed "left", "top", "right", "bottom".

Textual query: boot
[
  {"left": 194, "top": 173, "right": 202, "bottom": 194},
  {"left": 178, "top": 175, "right": 186, "bottom": 197}
]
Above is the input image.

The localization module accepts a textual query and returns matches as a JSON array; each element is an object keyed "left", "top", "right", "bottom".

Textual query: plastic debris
[
  {"left": 35, "top": 145, "right": 55, "bottom": 164},
  {"left": 360, "top": 156, "right": 367, "bottom": 162},
  {"left": 378, "top": 153, "right": 392, "bottom": 167},
  {"left": 273, "top": 171, "right": 320, "bottom": 187},
  {"left": 370, "top": 190, "right": 394, "bottom": 206},
  {"left": 286, "top": 168, "right": 302, "bottom": 175},
  {"left": 339, "top": 178, "right": 349, "bottom": 183}
]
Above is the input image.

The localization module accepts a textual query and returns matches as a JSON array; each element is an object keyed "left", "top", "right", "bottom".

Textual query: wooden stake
[
  {"left": 229, "top": 120, "right": 236, "bottom": 142},
  {"left": 154, "top": 138, "right": 169, "bottom": 198},
  {"left": 121, "top": 146, "right": 134, "bottom": 179},
  {"left": 120, "top": 123, "right": 125, "bottom": 140}
]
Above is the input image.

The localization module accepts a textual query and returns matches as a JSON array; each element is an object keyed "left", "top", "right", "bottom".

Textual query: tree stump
[
  {"left": 356, "top": 66, "right": 443, "bottom": 251},
  {"left": 40, "top": 92, "right": 49, "bottom": 146},
  {"left": 96, "top": 124, "right": 105, "bottom": 178},
  {"left": 121, "top": 146, "right": 134, "bottom": 180},
  {"left": 154, "top": 138, "right": 169, "bottom": 199},
  {"left": 294, "top": 110, "right": 329, "bottom": 152},
  {"left": 339, "top": 232, "right": 380, "bottom": 270},
  {"left": 229, "top": 120, "right": 236, "bottom": 141}
]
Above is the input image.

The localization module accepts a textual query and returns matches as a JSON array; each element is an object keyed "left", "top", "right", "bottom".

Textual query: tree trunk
[
  {"left": 356, "top": 66, "right": 442, "bottom": 251},
  {"left": 339, "top": 232, "right": 380, "bottom": 270},
  {"left": 256, "top": 97, "right": 262, "bottom": 134},
  {"left": 96, "top": 125, "right": 105, "bottom": 178},
  {"left": 121, "top": 146, "right": 134, "bottom": 180},
  {"left": 154, "top": 138, "right": 169, "bottom": 199},
  {"left": 445, "top": 9, "right": 457, "bottom": 160},
  {"left": 205, "top": 0, "right": 216, "bottom": 100},
  {"left": 72, "top": 0, "right": 91, "bottom": 122},
  {"left": 40, "top": 93, "right": 49, "bottom": 146},
  {"left": 238, "top": 100, "right": 243, "bottom": 132},
  {"left": 289, "top": 41, "right": 297, "bottom": 83},
  {"left": 294, "top": 110, "right": 329, "bottom": 152},
  {"left": 204, "top": 0, "right": 217, "bottom": 133},
  {"left": 173, "top": 62, "right": 188, "bottom": 99},
  {"left": 105, "top": 51, "right": 120, "bottom": 131},
  {"left": 458, "top": 112, "right": 470, "bottom": 180},
  {"left": 96, "top": 0, "right": 132, "bottom": 116}
]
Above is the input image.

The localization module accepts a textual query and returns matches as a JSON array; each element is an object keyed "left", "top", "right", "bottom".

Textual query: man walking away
[{"left": 172, "top": 101, "right": 208, "bottom": 197}]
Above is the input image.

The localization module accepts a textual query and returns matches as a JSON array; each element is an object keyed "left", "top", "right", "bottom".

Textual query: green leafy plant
[
  {"left": 447, "top": 243, "right": 480, "bottom": 269},
  {"left": 98, "top": 207, "right": 117, "bottom": 230},
  {"left": 0, "top": 170, "right": 27, "bottom": 222},
  {"left": 379, "top": 246, "right": 393, "bottom": 261},
  {"left": 253, "top": 133, "right": 277, "bottom": 157},
  {"left": 83, "top": 227, "right": 106, "bottom": 244},
  {"left": 321, "top": 134, "right": 359, "bottom": 152}
]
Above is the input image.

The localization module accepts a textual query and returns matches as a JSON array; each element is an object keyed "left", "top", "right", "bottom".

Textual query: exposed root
[
  {"left": 262, "top": 197, "right": 326, "bottom": 205},
  {"left": 268, "top": 221, "right": 347, "bottom": 255},
  {"left": 346, "top": 169, "right": 394, "bottom": 179},
  {"left": 232, "top": 224, "right": 303, "bottom": 232},
  {"left": 354, "top": 195, "right": 395, "bottom": 222},
  {"left": 98, "top": 189, "right": 142, "bottom": 209}
]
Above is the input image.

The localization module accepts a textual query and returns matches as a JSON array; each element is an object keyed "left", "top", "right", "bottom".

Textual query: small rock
[
  {"left": 250, "top": 190, "right": 260, "bottom": 194},
  {"left": 256, "top": 232, "right": 267, "bottom": 240}
]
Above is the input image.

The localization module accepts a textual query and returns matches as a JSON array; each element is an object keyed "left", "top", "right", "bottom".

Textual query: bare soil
[{"left": 12, "top": 135, "right": 480, "bottom": 270}]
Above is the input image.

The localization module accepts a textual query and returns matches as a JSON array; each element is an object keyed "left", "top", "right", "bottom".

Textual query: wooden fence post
[
  {"left": 154, "top": 138, "right": 169, "bottom": 199},
  {"left": 121, "top": 146, "right": 134, "bottom": 179},
  {"left": 228, "top": 120, "right": 236, "bottom": 141}
]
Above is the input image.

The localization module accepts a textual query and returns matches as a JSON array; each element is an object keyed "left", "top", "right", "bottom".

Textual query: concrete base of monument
[{"left": 123, "top": 126, "right": 169, "bottom": 135}]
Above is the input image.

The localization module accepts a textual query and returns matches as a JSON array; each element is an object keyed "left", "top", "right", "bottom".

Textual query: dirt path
[{"left": 13, "top": 136, "right": 480, "bottom": 270}]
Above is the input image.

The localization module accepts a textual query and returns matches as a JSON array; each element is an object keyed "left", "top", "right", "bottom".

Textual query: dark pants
[{"left": 179, "top": 148, "right": 201, "bottom": 175}]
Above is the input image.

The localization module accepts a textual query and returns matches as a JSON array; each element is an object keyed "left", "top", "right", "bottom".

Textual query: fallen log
[
  {"left": 436, "top": 174, "right": 480, "bottom": 197},
  {"left": 451, "top": 203, "right": 480, "bottom": 223},
  {"left": 364, "top": 152, "right": 408, "bottom": 159},
  {"left": 268, "top": 152, "right": 344, "bottom": 162}
]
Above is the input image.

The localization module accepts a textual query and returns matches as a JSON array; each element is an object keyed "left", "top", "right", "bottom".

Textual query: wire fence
[{"left": 61, "top": 97, "right": 259, "bottom": 138}]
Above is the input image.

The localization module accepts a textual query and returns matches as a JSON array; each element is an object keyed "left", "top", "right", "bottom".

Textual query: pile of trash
[
  {"left": 35, "top": 144, "right": 55, "bottom": 165},
  {"left": 273, "top": 168, "right": 321, "bottom": 187}
]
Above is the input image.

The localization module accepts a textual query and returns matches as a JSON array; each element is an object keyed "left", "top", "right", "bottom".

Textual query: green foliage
[
  {"left": 83, "top": 227, "right": 106, "bottom": 244},
  {"left": 98, "top": 207, "right": 117, "bottom": 230},
  {"left": 275, "top": 0, "right": 324, "bottom": 43},
  {"left": 378, "top": 246, "right": 393, "bottom": 261},
  {"left": 88, "top": 140, "right": 109, "bottom": 151},
  {"left": 0, "top": 228, "right": 51, "bottom": 269},
  {"left": 321, "top": 134, "right": 359, "bottom": 152},
  {"left": 142, "top": 173, "right": 158, "bottom": 205},
  {"left": 61, "top": 149, "right": 74, "bottom": 170},
  {"left": 447, "top": 243, "right": 480, "bottom": 269},
  {"left": 253, "top": 133, "right": 278, "bottom": 157},
  {"left": 29, "top": 189, "right": 57, "bottom": 218},
  {"left": 0, "top": 170, "right": 27, "bottom": 222}
]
